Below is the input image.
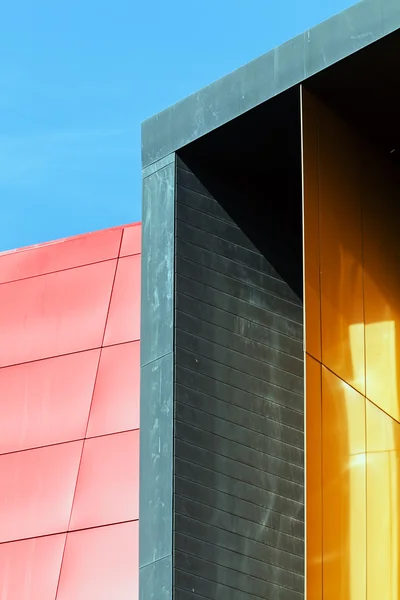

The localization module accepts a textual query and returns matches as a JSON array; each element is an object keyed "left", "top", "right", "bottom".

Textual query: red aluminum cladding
[
  {"left": 87, "top": 341, "right": 140, "bottom": 437},
  {"left": 120, "top": 222, "right": 141, "bottom": 258},
  {"left": 0, "top": 223, "right": 140, "bottom": 599},
  {"left": 0, "top": 350, "right": 100, "bottom": 453},
  {"left": 0, "top": 227, "right": 123, "bottom": 285},
  {"left": 0, "top": 260, "right": 118, "bottom": 367},
  {"left": 103, "top": 254, "right": 141, "bottom": 346}
]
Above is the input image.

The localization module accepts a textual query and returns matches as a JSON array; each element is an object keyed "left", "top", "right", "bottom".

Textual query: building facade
[
  {"left": 140, "top": 1, "right": 400, "bottom": 599},
  {"left": 0, "top": 0, "right": 400, "bottom": 598}
]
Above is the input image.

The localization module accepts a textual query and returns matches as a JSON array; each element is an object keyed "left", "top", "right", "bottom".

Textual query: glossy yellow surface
[
  {"left": 302, "top": 90, "right": 321, "bottom": 362},
  {"left": 318, "top": 106, "right": 365, "bottom": 395},
  {"left": 302, "top": 90, "right": 400, "bottom": 600},
  {"left": 367, "top": 401, "right": 400, "bottom": 600},
  {"left": 305, "top": 354, "right": 322, "bottom": 599},
  {"left": 322, "top": 367, "right": 366, "bottom": 600}
]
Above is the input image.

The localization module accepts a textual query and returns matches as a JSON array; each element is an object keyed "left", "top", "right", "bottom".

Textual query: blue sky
[{"left": 0, "top": 0, "right": 357, "bottom": 251}]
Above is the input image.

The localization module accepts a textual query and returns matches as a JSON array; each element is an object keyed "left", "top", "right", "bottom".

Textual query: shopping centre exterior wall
[
  {"left": 0, "top": 223, "right": 141, "bottom": 599},
  {"left": 303, "top": 90, "right": 400, "bottom": 600}
]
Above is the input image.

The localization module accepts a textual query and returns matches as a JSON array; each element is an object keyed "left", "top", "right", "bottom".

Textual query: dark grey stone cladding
[
  {"left": 174, "top": 148, "right": 305, "bottom": 599},
  {"left": 139, "top": 154, "right": 175, "bottom": 600}
]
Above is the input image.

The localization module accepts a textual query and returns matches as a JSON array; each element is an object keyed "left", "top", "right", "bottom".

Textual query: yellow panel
[
  {"left": 366, "top": 401, "right": 400, "bottom": 600},
  {"left": 318, "top": 105, "right": 365, "bottom": 395},
  {"left": 322, "top": 366, "right": 366, "bottom": 600},
  {"left": 306, "top": 353, "right": 322, "bottom": 599},
  {"left": 363, "top": 147, "right": 400, "bottom": 422},
  {"left": 302, "top": 89, "right": 321, "bottom": 362}
]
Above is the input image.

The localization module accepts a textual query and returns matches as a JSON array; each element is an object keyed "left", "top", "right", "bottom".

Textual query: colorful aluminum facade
[
  {"left": 1, "top": 2, "right": 400, "bottom": 599},
  {"left": 0, "top": 223, "right": 141, "bottom": 599},
  {"left": 140, "top": 1, "right": 400, "bottom": 599}
]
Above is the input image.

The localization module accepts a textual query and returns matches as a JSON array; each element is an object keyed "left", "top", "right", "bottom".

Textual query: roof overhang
[{"left": 142, "top": 0, "right": 400, "bottom": 168}]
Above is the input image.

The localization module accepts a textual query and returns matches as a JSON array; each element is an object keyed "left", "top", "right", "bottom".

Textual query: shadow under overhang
[
  {"left": 305, "top": 27, "right": 400, "bottom": 163},
  {"left": 179, "top": 87, "right": 304, "bottom": 299}
]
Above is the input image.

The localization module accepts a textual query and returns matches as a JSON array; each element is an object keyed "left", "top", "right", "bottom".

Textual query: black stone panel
[
  {"left": 176, "top": 459, "right": 304, "bottom": 524},
  {"left": 177, "top": 220, "right": 285, "bottom": 281},
  {"left": 175, "top": 500, "right": 304, "bottom": 562},
  {"left": 175, "top": 533, "right": 301, "bottom": 592},
  {"left": 176, "top": 395, "right": 303, "bottom": 452},
  {"left": 175, "top": 476, "right": 304, "bottom": 539},
  {"left": 175, "top": 439, "right": 303, "bottom": 502},
  {"left": 177, "top": 346, "right": 302, "bottom": 413},
  {"left": 176, "top": 366, "right": 304, "bottom": 431},
  {"left": 176, "top": 293, "right": 303, "bottom": 359},
  {"left": 177, "top": 238, "right": 301, "bottom": 305},
  {"left": 175, "top": 558, "right": 303, "bottom": 600},
  {"left": 176, "top": 330, "right": 303, "bottom": 396},
  {"left": 176, "top": 276, "right": 302, "bottom": 341},
  {"left": 174, "top": 90, "right": 304, "bottom": 598},
  {"left": 175, "top": 403, "right": 303, "bottom": 466}
]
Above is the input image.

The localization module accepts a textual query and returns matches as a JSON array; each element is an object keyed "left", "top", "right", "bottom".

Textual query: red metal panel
[
  {"left": 103, "top": 255, "right": 140, "bottom": 346},
  {"left": 0, "top": 349, "right": 100, "bottom": 454},
  {"left": 87, "top": 341, "right": 140, "bottom": 438},
  {"left": 0, "top": 260, "right": 117, "bottom": 367},
  {"left": 0, "top": 533, "right": 66, "bottom": 600},
  {"left": 0, "top": 228, "right": 122, "bottom": 285},
  {"left": 0, "top": 441, "right": 82, "bottom": 543},
  {"left": 56, "top": 521, "right": 138, "bottom": 600},
  {"left": 120, "top": 224, "right": 141, "bottom": 258},
  {"left": 70, "top": 430, "right": 139, "bottom": 530},
  {"left": 0, "top": 223, "right": 141, "bottom": 595}
]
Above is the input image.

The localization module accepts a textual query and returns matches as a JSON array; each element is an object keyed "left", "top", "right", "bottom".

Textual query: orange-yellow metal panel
[
  {"left": 318, "top": 106, "right": 365, "bottom": 395},
  {"left": 366, "top": 400, "right": 400, "bottom": 600},
  {"left": 306, "top": 353, "right": 322, "bottom": 599},
  {"left": 322, "top": 366, "right": 366, "bottom": 600},
  {"left": 302, "top": 94, "right": 400, "bottom": 600}
]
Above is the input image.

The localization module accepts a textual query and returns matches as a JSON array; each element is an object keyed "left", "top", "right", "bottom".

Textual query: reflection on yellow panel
[
  {"left": 318, "top": 106, "right": 364, "bottom": 395},
  {"left": 302, "top": 92, "right": 400, "bottom": 600},
  {"left": 365, "top": 319, "right": 398, "bottom": 420},
  {"left": 363, "top": 148, "right": 400, "bottom": 422},
  {"left": 322, "top": 367, "right": 366, "bottom": 600},
  {"left": 306, "top": 354, "right": 322, "bottom": 599},
  {"left": 302, "top": 90, "right": 321, "bottom": 362},
  {"left": 367, "top": 401, "right": 400, "bottom": 600}
]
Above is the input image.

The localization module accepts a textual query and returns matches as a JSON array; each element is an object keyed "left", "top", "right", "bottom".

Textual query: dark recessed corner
[
  {"left": 306, "top": 26, "right": 400, "bottom": 164},
  {"left": 177, "top": 86, "right": 304, "bottom": 300}
]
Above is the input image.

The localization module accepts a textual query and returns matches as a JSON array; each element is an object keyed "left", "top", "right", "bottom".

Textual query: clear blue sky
[{"left": 0, "top": 0, "right": 357, "bottom": 251}]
